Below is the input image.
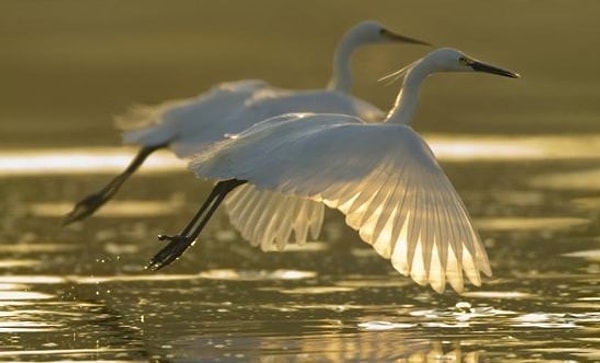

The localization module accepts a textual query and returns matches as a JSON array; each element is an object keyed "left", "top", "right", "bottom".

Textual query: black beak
[
  {"left": 470, "top": 60, "right": 520, "bottom": 78},
  {"left": 381, "top": 29, "right": 432, "bottom": 47}
]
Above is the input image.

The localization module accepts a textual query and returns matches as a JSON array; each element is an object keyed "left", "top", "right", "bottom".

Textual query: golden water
[{"left": 1, "top": 1, "right": 600, "bottom": 361}]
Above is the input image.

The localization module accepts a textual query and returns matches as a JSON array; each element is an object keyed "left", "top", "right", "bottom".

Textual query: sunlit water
[
  {"left": 4, "top": 134, "right": 600, "bottom": 177},
  {"left": 0, "top": 135, "right": 599, "bottom": 362}
]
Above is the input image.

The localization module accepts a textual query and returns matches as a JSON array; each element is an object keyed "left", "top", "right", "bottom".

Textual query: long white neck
[
  {"left": 326, "top": 35, "right": 357, "bottom": 93},
  {"left": 385, "top": 59, "right": 431, "bottom": 124}
]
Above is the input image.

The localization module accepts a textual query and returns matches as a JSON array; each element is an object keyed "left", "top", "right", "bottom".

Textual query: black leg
[
  {"left": 159, "top": 182, "right": 224, "bottom": 239},
  {"left": 147, "top": 179, "right": 246, "bottom": 271},
  {"left": 63, "top": 143, "right": 168, "bottom": 226}
]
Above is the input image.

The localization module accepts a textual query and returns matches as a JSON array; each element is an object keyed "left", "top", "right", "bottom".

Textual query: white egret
[
  {"left": 63, "top": 21, "right": 429, "bottom": 225},
  {"left": 149, "top": 48, "right": 520, "bottom": 293}
]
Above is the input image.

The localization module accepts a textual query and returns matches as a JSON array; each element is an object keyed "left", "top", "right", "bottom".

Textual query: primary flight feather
[{"left": 149, "top": 48, "right": 519, "bottom": 293}]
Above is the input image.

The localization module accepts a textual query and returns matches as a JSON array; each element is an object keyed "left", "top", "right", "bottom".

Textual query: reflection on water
[
  {"left": 4, "top": 0, "right": 600, "bottom": 357},
  {"left": 197, "top": 269, "right": 317, "bottom": 281},
  {"left": 571, "top": 196, "right": 600, "bottom": 211},
  {"left": 0, "top": 244, "right": 77, "bottom": 253},
  {"left": 428, "top": 134, "right": 600, "bottom": 161},
  {"left": 2, "top": 133, "right": 600, "bottom": 362},
  {"left": 30, "top": 198, "right": 184, "bottom": 218},
  {"left": 3, "top": 134, "right": 600, "bottom": 177},
  {"left": 530, "top": 168, "right": 600, "bottom": 191},
  {"left": 0, "top": 260, "right": 41, "bottom": 268},
  {"left": 0, "top": 147, "right": 184, "bottom": 177},
  {"left": 563, "top": 249, "right": 600, "bottom": 262},
  {"left": 0, "top": 278, "right": 148, "bottom": 361},
  {"left": 0, "top": 291, "right": 54, "bottom": 301},
  {"left": 174, "top": 332, "right": 474, "bottom": 362},
  {"left": 475, "top": 216, "right": 590, "bottom": 231},
  {"left": 460, "top": 291, "right": 537, "bottom": 299}
]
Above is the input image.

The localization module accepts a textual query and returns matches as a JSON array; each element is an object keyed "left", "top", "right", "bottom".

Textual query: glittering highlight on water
[{"left": 3, "top": 134, "right": 600, "bottom": 177}]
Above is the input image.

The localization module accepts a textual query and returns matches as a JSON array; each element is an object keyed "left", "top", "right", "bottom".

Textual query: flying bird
[
  {"left": 149, "top": 48, "right": 520, "bottom": 293},
  {"left": 63, "top": 21, "right": 428, "bottom": 225}
]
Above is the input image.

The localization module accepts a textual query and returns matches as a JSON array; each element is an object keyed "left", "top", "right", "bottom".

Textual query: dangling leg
[
  {"left": 147, "top": 179, "right": 246, "bottom": 271},
  {"left": 63, "top": 143, "right": 168, "bottom": 226}
]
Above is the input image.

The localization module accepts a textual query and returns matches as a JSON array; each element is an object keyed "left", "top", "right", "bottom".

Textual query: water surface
[
  {"left": 1, "top": 135, "right": 600, "bottom": 362},
  {"left": 1, "top": 1, "right": 600, "bottom": 361}
]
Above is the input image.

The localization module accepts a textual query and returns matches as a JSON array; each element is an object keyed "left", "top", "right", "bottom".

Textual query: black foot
[
  {"left": 63, "top": 193, "right": 108, "bottom": 226},
  {"left": 146, "top": 234, "right": 195, "bottom": 271}
]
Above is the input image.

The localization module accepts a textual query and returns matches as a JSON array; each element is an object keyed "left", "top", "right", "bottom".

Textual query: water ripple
[
  {"left": 461, "top": 291, "right": 538, "bottom": 299},
  {"left": 30, "top": 199, "right": 183, "bottom": 218},
  {"left": 512, "top": 313, "right": 581, "bottom": 329},
  {"left": 474, "top": 217, "right": 589, "bottom": 232},
  {"left": 197, "top": 269, "right": 317, "bottom": 281},
  {"left": 357, "top": 321, "right": 416, "bottom": 330},
  {"left": 563, "top": 249, "right": 600, "bottom": 261},
  {"left": 410, "top": 302, "right": 516, "bottom": 322},
  {"left": 277, "top": 286, "right": 357, "bottom": 295},
  {"left": 3, "top": 135, "right": 600, "bottom": 178}
]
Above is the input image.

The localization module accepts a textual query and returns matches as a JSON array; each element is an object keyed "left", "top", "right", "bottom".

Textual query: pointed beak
[
  {"left": 381, "top": 29, "right": 432, "bottom": 47},
  {"left": 469, "top": 60, "right": 520, "bottom": 78}
]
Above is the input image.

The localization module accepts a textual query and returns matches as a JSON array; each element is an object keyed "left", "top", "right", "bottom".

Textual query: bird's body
[
  {"left": 124, "top": 87, "right": 384, "bottom": 159},
  {"left": 118, "top": 79, "right": 272, "bottom": 157},
  {"left": 63, "top": 21, "right": 428, "bottom": 225},
  {"left": 150, "top": 48, "right": 520, "bottom": 293}
]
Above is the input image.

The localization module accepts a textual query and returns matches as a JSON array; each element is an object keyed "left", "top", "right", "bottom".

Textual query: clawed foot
[
  {"left": 146, "top": 234, "right": 195, "bottom": 271},
  {"left": 63, "top": 193, "right": 108, "bottom": 226}
]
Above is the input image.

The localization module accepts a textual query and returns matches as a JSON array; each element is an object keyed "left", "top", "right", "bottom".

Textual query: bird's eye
[{"left": 458, "top": 56, "right": 470, "bottom": 65}]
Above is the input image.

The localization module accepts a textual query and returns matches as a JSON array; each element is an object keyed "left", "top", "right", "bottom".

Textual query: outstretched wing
[
  {"left": 190, "top": 113, "right": 490, "bottom": 293},
  {"left": 224, "top": 184, "right": 325, "bottom": 251}
]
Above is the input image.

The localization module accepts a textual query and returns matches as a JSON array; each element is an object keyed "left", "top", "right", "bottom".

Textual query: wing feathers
[
  {"left": 419, "top": 177, "right": 435, "bottom": 281},
  {"left": 193, "top": 115, "right": 489, "bottom": 293},
  {"left": 371, "top": 177, "right": 402, "bottom": 257},
  {"left": 309, "top": 201, "right": 325, "bottom": 241},
  {"left": 225, "top": 184, "right": 325, "bottom": 251},
  {"left": 292, "top": 199, "right": 309, "bottom": 245}
]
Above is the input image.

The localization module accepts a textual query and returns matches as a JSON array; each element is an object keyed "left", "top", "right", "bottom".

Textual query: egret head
[
  {"left": 348, "top": 21, "right": 431, "bottom": 46},
  {"left": 427, "top": 48, "right": 520, "bottom": 78}
]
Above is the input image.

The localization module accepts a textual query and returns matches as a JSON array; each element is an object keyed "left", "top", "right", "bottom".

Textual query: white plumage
[
  {"left": 225, "top": 184, "right": 324, "bottom": 251},
  {"left": 118, "top": 80, "right": 271, "bottom": 157},
  {"left": 64, "top": 21, "right": 428, "bottom": 227},
  {"left": 118, "top": 20, "right": 427, "bottom": 155},
  {"left": 159, "top": 48, "right": 519, "bottom": 293},
  {"left": 191, "top": 115, "right": 488, "bottom": 293}
]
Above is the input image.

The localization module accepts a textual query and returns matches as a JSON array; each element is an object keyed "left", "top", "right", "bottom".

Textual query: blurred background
[
  {"left": 2, "top": 0, "right": 600, "bottom": 148},
  {"left": 2, "top": 1, "right": 600, "bottom": 361}
]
